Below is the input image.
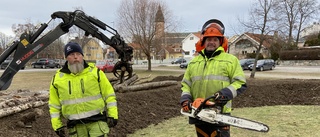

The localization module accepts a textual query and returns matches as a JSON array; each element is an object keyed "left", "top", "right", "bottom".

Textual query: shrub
[
  {"left": 246, "top": 53, "right": 264, "bottom": 59},
  {"left": 279, "top": 49, "right": 320, "bottom": 60}
]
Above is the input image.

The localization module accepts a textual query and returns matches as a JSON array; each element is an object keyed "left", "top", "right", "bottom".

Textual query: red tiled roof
[
  {"left": 193, "top": 31, "right": 201, "bottom": 38},
  {"left": 165, "top": 45, "right": 183, "bottom": 53},
  {"left": 245, "top": 32, "right": 274, "bottom": 48}
]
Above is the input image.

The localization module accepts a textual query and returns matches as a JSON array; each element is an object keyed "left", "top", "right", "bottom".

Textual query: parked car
[
  {"left": 171, "top": 58, "right": 187, "bottom": 64},
  {"left": 54, "top": 59, "right": 66, "bottom": 68},
  {"left": 180, "top": 62, "right": 188, "bottom": 69},
  {"left": 239, "top": 58, "right": 255, "bottom": 70},
  {"left": 0, "top": 58, "right": 25, "bottom": 70},
  {"left": 248, "top": 59, "right": 275, "bottom": 71},
  {"left": 31, "top": 58, "right": 58, "bottom": 68},
  {"left": 96, "top": 61, "right": 114, "bottom": 73}
]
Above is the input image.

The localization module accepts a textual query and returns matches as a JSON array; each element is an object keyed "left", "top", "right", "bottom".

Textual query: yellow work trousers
[{"left": 68, "top": 121, "right": 109, "bottom": 137}]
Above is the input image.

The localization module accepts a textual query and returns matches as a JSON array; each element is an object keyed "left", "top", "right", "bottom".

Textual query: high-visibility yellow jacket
[
  {"left": 49, "top": 62, "right": 117, "bottom": 130},
  {"left": 180, "top": 47, "right": 247, "bottom": 114}
]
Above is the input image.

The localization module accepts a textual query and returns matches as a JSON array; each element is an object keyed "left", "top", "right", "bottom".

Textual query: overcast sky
[{"left": 0, "top": 0, "right": 318, "bottom": 38}]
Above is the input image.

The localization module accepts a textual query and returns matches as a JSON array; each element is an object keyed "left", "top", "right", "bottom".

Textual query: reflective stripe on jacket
[
  {"left": 49, "top": 62, "right": 118, "bottom": 130},
  {"left": 181, "top": 47, "right": 246, "bottom": 113}
]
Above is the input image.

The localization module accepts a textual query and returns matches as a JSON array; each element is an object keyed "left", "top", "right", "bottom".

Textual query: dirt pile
[{"left": 0, "top": 76, "right": 319, "bottom": 137}]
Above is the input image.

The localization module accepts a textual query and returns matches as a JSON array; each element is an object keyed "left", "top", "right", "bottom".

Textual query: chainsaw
[{"left": 181, "top": 96, "right": 269, "bottom": 132}]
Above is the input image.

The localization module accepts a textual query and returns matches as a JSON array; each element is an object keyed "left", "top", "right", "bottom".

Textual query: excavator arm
[{"left": 0, "top": 10, "right": 133, "bottom": 91}]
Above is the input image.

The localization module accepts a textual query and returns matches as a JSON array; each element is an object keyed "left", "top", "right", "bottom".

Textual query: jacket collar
[{"left": 200, "top": 46, "right": 224, "bottom": 59}]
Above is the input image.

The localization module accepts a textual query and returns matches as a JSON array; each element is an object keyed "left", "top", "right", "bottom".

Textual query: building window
[
  {"left": 185, "top": 51, "right": 190, "bottom": 55},
  {"left": 87, "top": 46, "right": 99, "bottom": 50},
  {"left": 242, "top": 51, "right": 247, "bottom": 55},
  {"left": 174, "top": 48, "right": 180, "bottom": 52},
  {"left": 86, "top": 53, "right": 91, "bottom": 56},
  {"left": 190, "top": 37, "right": 194, "bottom": 40}
]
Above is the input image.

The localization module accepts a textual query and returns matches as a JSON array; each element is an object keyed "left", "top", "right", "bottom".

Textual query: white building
[
  {"left": 300, "top": 22, "right": 320, "bottom": 38},
  {"left": 181, "top": 32, "right": 201, "bottom": 60}
]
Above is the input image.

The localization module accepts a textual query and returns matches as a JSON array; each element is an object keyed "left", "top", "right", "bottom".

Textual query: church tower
[{"left": 155, "top": 5, "right": 165, "bottom": 39}]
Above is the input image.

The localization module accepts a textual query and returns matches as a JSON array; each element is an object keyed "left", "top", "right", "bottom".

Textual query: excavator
[{"left": 0, "top": 10, "right": 133, "bottom": 91}]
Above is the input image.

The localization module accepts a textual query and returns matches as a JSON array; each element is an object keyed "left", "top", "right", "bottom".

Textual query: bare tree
[
  {"left": 295, "top": 0, "right": 319, "bottom": 46},
  {"left": 116, "top": 0, "right": 177, "bottom": 71},
  {"left": 11, "top": 19, "right": 46, "bottom": 59},
  {"left": 274, "top": 0, "right": 298, "bottom": 45},
  {"left": 11, "top": 19, "right": 39, "bottom": 40},
  {"left": 43, "top": 20, "right": 65, "bottom": 59},
  {"left": 274, "top": 0, "right": 319, "bottom": 47},
  {"left": 10, "top": 18, "right": 65, "bottom": 59},
  {"left": 0, "top": 32, "right": 13, "bottom": 53},
  {"left": 241, "top": 0, "right": 276, "bottom": 78},
  {"left": 0, "top": 32, "right": 6, "bottom": 51}
]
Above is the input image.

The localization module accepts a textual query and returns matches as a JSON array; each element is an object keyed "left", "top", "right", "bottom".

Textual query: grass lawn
[{"left": 128, "top": 105, "right": 320, "bottom": 137}]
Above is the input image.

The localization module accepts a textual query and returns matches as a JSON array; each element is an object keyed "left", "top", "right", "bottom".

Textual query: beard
[
  {"left": 206, "top": 43, "right": 218, "bottom": 51},
  {"left": 68, "top": 61, "right": 84, "bottom": 74}
]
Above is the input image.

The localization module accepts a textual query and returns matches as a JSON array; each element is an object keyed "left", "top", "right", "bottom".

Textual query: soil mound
[{"left": 0, "top": 76, "right": 319, "bottom": 137}]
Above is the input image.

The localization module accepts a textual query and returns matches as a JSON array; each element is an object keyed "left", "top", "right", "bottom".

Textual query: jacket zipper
[
  {"left": 81, "top": 79, "right": 85, "bottom": 94},
  {"left": 200, "top": 58, "right": 207, "bottom": 96}
]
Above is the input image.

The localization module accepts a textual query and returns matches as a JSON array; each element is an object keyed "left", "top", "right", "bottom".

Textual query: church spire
[{"left": 155, "top": 5, "right": 164, "bottom": 23}]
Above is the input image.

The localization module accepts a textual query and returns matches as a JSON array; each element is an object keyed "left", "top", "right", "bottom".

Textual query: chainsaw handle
[
  {"left": 193, "top": 96, "right": 217, "bottom": 117},
  {"left": 180, "top": 109, "right": 194, "bottom": 117}
]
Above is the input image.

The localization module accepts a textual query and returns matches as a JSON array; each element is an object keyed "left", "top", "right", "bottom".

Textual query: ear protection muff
[
  {"left": 195, "top": 38, "right": 203, "bottom": 52},
  {"left": 196, "top": 37, "right": 228, "bottom": 52}
]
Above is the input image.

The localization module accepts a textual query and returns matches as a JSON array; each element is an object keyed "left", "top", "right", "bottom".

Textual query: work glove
[
  {"left": 214, "top": 92, "right": 229, "bottom": 106},
  {"left": 192, "top": 98, "right": 214, "bottom": 108},
  {"left": 55, "top": 127, "right": 66, "bottom": 137},
  {"left": 181, "top": 100, "right": 192, "bottom": 112},
  {"left": 107, "top": 117, "right": 118, "bottom": 128}
]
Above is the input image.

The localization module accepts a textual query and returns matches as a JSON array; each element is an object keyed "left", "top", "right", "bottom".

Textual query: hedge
[{"left": 279, "top": 49, "right": 320, "bottom": 60}]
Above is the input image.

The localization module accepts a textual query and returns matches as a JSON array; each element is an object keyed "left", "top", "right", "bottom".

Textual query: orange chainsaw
[{"left": 181, "top": 96, "right": 269, "bottom": 132}]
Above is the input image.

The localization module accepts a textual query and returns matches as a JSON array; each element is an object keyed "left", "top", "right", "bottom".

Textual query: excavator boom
[{"left": 0, "top": 10, "right": 133, "bottom": 91}]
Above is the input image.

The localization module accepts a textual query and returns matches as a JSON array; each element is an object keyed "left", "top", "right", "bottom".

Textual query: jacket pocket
[
  {"left": 68, "top": 81, "right": 72, "bottom": 94},
  {"left": 80, "top": 79, "right": 85, "bottom": 94}
]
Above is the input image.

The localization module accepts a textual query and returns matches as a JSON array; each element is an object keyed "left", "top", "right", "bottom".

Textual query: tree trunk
[
  {"left": 0, "top": 95, "right": 48, "bottom": 109},
  {"left": 117, "top": 80, "right": 178, "bottom": 93},
  {"left": 0, "top": 101, "right": 46, "bottom": 118},
  {"left": 113, "top": 74, "right": 139, "bottom": 91}
]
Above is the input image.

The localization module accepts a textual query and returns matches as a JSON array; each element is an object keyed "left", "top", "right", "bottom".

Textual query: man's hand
[
  {"left": 55, "top": 127, "right": 66, "bottom": 137},
  {"left": 107, "top": 117, "right": 118, "bottom": 128},
  {"left": 181, "top": 100, "right": 192, "bottom": 112},
  {"left": 214, "top": 92, "right": 229, "bottom": 106}
]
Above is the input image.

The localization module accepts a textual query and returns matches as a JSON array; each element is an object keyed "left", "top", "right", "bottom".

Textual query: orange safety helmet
[
  {"left": 195, "top": 19, "right": 228, "bottom": 52},
  {"left": 202, "top": 24, "right": 224, "bottom": 38},
  {"left": 201, "top": 19, "right": 225, "bottom": 35}
]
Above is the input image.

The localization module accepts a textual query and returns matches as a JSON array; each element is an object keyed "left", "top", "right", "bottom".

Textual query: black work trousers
[{"left": 195, "top": 124, "right": 230, "bottom": 137}]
